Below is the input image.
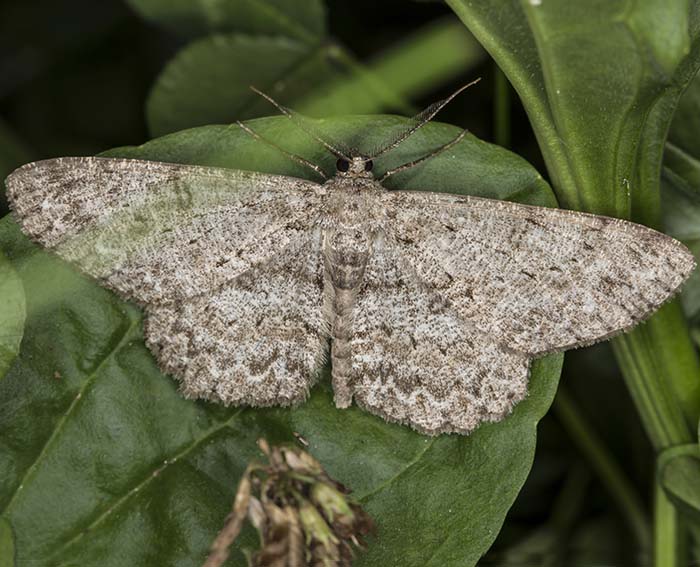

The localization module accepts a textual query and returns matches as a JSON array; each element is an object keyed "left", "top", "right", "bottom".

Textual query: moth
[{"left": 5, "top": 86, "right": 695, "bottom": 435}]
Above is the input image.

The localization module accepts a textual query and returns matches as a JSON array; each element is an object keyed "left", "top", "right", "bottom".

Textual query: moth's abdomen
[{"left": 324, "top": 227, "right": 373, "bottom": 408}]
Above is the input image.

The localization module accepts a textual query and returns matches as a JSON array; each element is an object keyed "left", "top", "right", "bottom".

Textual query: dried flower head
[{"left": 203, "top": 439, "right": 374, "bottom": 567}]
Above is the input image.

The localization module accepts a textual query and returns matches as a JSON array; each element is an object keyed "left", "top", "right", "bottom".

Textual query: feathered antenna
[
  {"left": 250, "top": 87, "right": 354, "bottom": 161},
  {"left": 367, "top": 78, "right": 481, "bottom": 160}
]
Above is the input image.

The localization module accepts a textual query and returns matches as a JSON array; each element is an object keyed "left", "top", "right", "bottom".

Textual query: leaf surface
[{"left": 447, "top": 0, "right": 700, "bottom": 223}]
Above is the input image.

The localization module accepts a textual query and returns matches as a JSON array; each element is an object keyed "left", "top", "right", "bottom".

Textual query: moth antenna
[
  {"left": 236, "top": 121, "right": 328, "bottom": 180},
  {"left": 380, "top": 128, "right": 469, "bottom": 183},
  {"left": 369, "top": 78, "right": 480, "bottom": 160},
  {"left": 250, "top": 86, "right": 353, "bottom": 161}
]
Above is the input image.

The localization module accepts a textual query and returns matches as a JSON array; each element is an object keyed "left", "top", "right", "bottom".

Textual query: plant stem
[
  {"left": 493, "top": 65, "right": 510, "bottom": 148},
  {"left": 655, "top": 479, "right": 683, "bottom": 567},
  {"left": 554, "top": 387, "right": 651, "bottom": 554},
  {"left": 611, "top": 301, "right": 700, "bottom": 564},
  {"left": 611, "top": 303, "right": 695, "bottom": 450},
  {"left": 546, "top": 464, "right": 589, "bottom": 565},
  {"left": 299, "top": 19, "right": 485, "bottom": 117}
]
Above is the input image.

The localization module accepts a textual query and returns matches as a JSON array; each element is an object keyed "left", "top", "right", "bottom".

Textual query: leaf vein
[
  {"left": 358, "top": 439, "right": 436, "bottom": 502},
  {"left": 1, "top": 316, "right": 141, "bottom": 516},
  {"left": 49, "top": 408, "right": 245, "bottom": 560}
]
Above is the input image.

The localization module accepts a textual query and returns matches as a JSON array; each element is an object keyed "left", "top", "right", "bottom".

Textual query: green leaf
[
  {"left": 125, "top": 0, "right": 326, "bottom": 41},
  {"left": 0, "top": 116, "right": 562, "bottom": 566},
  {"left": 145, "top": 19, "right": 483, "bottom": 138},
  {"left": 145, "top": 34, "right": 340, "bottom": 137},
  {"left": 0, "top": 517, "right": 14, "bottom": 567},
  {"left": 446, "top": 0, "right": 700, "bottom": 224},
  {"left": 658, "top": 444, "right": 700, "bottom": 521},
  {"left": 0, "top": 248, "right": 25, "bottom": 380}
]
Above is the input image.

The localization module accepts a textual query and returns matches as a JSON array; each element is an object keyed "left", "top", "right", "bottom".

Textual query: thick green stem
[
  {"left": 655, "top": 479, "right": 684, "bottom": 567},
  {"left": 611, "top": 303, "right": 695, "bottom": 450},
  {"left": 299, "top": 19, "right": 485, "bottom": 117},
  {"left": 612, "top": 301, "right": 700, "bottom": 565}
]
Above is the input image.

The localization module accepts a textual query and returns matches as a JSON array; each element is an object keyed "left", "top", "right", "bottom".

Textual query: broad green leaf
[
  {"left": 658, "top": 444, "right": 700, "bottom": 521},
  {"left": 447, "top": 0, "right": 700, "bottom": 224},
  {"left": 125, "top": 0, "right": 325, "bottom": 41},
  {"left": 0, "top": 116, "right": 562, "bottom": 566},
  {"left": 146, "top": 19, "right": 482, "bottom": 137},
  {"left": 145, "top": 34, "right": 340, "bottom": 137},
  {"left": 0, "top": 248, "right": 25, "bottom": 380}
]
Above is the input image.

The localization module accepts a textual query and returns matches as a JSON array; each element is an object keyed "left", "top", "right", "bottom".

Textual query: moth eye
[
  {"left": 336, "top": 158, "right": 350, "bottom": 172},
  {"left": 364, "top": 160, "right": 374, "bottom": 172}
]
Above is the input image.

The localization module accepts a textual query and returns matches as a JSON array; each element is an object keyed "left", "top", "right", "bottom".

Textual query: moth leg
[{"left": 379, "top": 128, "right": 469, "bottom": 182}]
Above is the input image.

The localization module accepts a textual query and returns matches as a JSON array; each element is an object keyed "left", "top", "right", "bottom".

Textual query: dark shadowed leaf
[
  {"left": 0, "top": 116, "right": 562, "bottom": 566},
  {"left": 125, "top": 0, "right": 325, "bottom": 40},
  {"left": 659, "top": 444, "right": 700, "bottom": 521},
  {"left": 145, "top": 19, "right": 482, "bottom": 138},
  {"left": 0, "top": 248, "right": 25, "bottom": 380},
  {"left": 0, "top": 119, "right": 33, "bottom": 213}
]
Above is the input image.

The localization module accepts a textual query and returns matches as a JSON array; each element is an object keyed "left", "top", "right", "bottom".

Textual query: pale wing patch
[
  {"left": 350, "top": 236, "right": 530, "bottom": 435},
  {"left": 385, "top": 191, "right": 695, "bottom": 355},
  {"left": 6, "top": 157, "right": 325, "bottom": 304}
]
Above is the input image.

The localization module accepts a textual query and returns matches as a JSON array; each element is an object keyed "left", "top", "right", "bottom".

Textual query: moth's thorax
[
  {"left": 320, "top": 176, "right": 386, "bottom": 290},
  {"left": 324, "top": 174, "right": 384, "bottom": 192},
  {"left": 321, "top": 176, "right": 387, "bottom": 225}
]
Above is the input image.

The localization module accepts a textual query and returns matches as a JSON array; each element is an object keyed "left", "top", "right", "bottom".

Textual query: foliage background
[{"left": 1, "top": 0, "right": 700, "bottom": 566}]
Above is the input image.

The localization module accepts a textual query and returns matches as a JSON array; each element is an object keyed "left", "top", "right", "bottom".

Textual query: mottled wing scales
[
  {"left": 6, "top": 157, "right": 325, "bottom": 304},
  {"left": 385, "top": 192, "right": 695, "bottom": 356},
  {"left": 8, "top": 156, "right": 329, "bottom": 406},
  {"left": 145, "top": 233, "right": 328, "bottom": 406},
  {"left": 350, "top": 235, "right": 530, "bottom": 435},
  {"left": 8, "top": 155, "right": 696, "bottom": 434}
]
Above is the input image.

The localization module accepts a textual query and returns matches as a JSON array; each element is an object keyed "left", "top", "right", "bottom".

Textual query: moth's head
[
  {"left": 246, "top": 79, "right": 480, "bottom": 184},
  {"left": 335, "top": 156, "right": 374, "bottom": 179}
]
